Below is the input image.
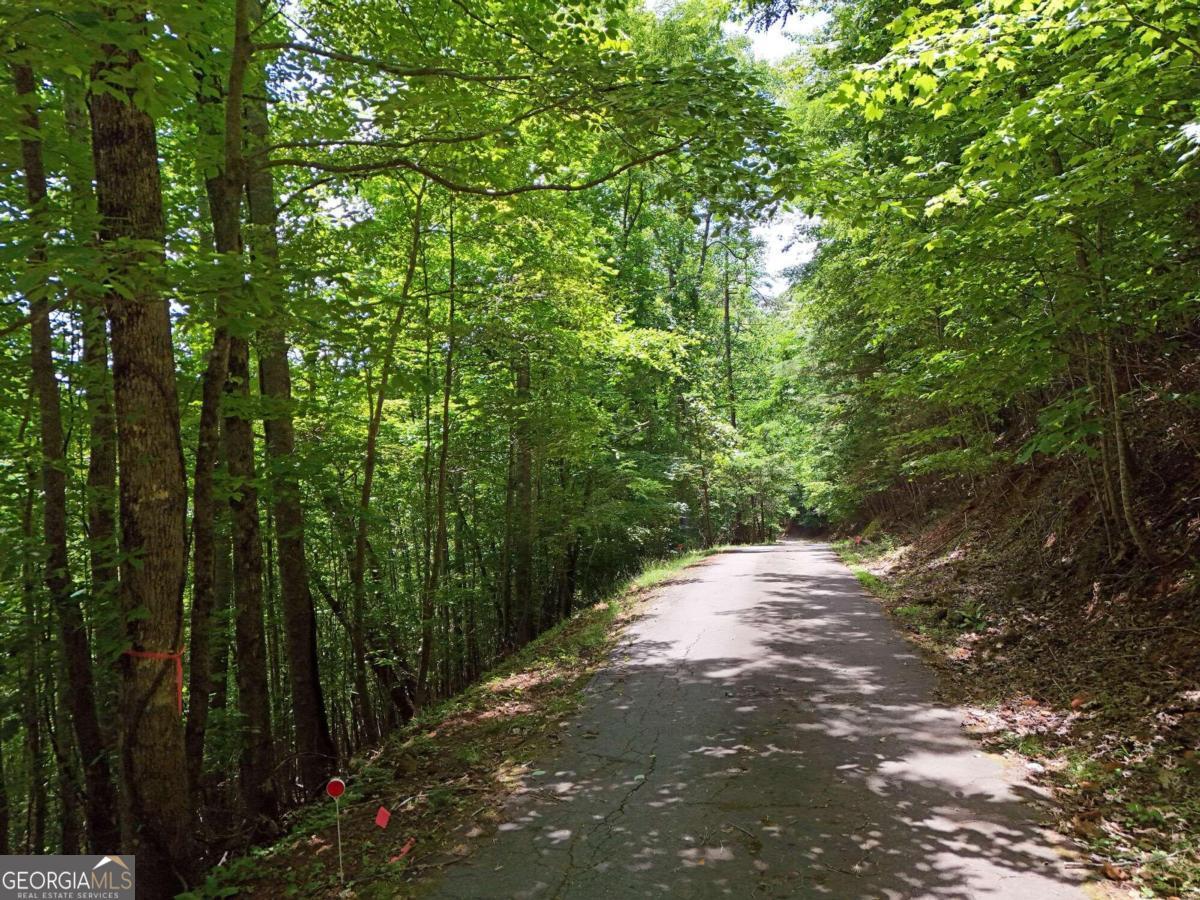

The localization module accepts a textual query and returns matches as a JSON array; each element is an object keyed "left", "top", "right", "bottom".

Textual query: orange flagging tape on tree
[{"left": 123, "top": 647, "right": 185, "bottom": 715}]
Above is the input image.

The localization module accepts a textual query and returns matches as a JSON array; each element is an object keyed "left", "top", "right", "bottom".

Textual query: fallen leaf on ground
[{"left": 1103, "top": 861, "right": 1131, "bottom": 881}]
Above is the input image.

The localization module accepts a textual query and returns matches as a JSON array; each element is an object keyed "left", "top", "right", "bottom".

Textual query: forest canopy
[
  {"left": 1, "top": 0, "right": 794, "bottom": 891},
  {"left": 2, "top": 0, "right": 1198, "bottom": 894}
]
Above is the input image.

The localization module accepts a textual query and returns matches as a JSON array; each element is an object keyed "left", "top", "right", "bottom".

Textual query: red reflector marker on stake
[{"left": 327, "top": 778, "right": 346, "bottom": 883}]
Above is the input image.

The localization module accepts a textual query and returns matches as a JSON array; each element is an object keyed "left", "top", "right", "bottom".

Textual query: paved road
[{"left": 431, "top": 541, "right": 1097, "bottom": 899}]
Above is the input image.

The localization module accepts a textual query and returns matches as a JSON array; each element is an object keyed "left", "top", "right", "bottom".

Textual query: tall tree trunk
[
  {"left": 224, "top": 334, "right": 279, "bottom": 833},
  {"left": 243, "top": 95, "right": 336, "bottom": 799},
  {"left": 184, "top": 152, "right": 238, "bottom": 809},
  {"left": 88, "top": 8, "right": 197, "bottom": 889},
  {"left": 243, "top": 0, "right": 334, "bottom": 794},
  {"left": 62, "top": 81, "right": 121, "bottom": 698},
  {"left": 13, "top": 61, "right": 120, "bottom": 855},
  {"left": 688, "top": 209, "right": 712, "bottom": 315},
  {"left": 512, "top": 352, "right": 535, "bottom": 645},
  {"left": 184, "top": 169, "right": 235, "bottom": 799},
  {"left": 499, "top": 446, "right": 515, "bottom": 647},
  {"left": 187, "top": 0, "right": 261, "bottom": 808},
  {"left": 722, "top": 259, "right": 737, "bottom": 430},
  {"left": 418, "top": 310, "right": 434, "bottom": 701},
  {"left": 453, "top": 481, "right": 480, "bottom": 683},
  {"left": 350, "top": 184, "right": 423, "bottom": 733},
  {"left": 184, "top": 320, "right": 230, "bottom": 801},
  {"left": 20, "top": 437, "right": 46, "bottom": 855},
  {"left": 210, "top": 515, "right": 234, "bottom": 718},
  {"left": 418, "top": 203, "right": 456, "bottom": 703}
]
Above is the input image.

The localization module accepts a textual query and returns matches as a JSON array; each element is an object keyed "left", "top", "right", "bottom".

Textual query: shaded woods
[
  {"left": 0, "top": 0, "right": 792, "bottom": 894},
  {"left": 4, "top": 0, "right": 1200, "bottom": 894}
]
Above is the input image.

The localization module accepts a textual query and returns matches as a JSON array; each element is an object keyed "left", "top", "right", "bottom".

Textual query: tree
[
  {"left": 11, "top": 59, "right": 119, "bottom": 854},
  {"left": 87, "top": 3, "right": 197, "bottom": 892},
  {"left": 0, "top": 0, "right": 784, "bottom": 888}
]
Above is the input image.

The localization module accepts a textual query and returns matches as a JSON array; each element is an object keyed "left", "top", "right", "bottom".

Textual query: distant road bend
[{"left": 431, "top": 541, "right": 1098, "bottom": 899}]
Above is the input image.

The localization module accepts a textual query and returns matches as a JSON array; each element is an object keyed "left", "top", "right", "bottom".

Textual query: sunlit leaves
[{"left": 776, "top": 0, "right": 1200, "bottom": 515}]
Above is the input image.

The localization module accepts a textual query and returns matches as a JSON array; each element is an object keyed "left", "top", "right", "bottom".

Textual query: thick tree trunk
[
  {"left": 88, "top": 12, "right": 197, "bottom": 891},
  {"left": 13, "top": 61, "right": 120, "bottom": 856},
  {"left": 224, "top": 335, "right": 279, "bottom": 833}
]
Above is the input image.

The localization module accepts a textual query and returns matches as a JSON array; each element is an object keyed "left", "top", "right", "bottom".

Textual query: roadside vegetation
[
  {"left": 185, "top": 551, "right": 717, "bottom": 899},
  {"left": 836, "top": 528, "right": 1200, "bottom": 896},
  {"left": 1, "top": 1, "right": 787, "bottom": 890},
  {"left": 754, "top": 0, "right": 1200, "bottom": 890},
  {"left": 1, "top": 0, "right": 1196, "bottom": 894}
]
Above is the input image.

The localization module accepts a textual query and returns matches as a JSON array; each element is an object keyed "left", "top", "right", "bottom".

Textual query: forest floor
[
  {"left": 836, "top": 509, "right": 1200, "bottom": 899},
  {"left": 190, "top": 550, "right": 720, "bottom": 899}
]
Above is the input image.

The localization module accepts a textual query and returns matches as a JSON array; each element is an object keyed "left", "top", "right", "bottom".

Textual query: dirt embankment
[{"left": 838, "top": 419, "right": 1200, "bottom": 896}]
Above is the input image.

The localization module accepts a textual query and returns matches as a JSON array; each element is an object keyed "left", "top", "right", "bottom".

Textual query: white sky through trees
[{"left": 729, "top": 10, "right": 829, "bottom": 296}]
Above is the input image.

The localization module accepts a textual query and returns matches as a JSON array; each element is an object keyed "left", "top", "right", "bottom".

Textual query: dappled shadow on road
[{"left": 431, "top": 542, "right": 1086, "bottom": 899}]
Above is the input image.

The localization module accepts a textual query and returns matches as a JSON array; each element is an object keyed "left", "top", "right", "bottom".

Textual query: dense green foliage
[
  {"left": 0, "top": 0, "right": 797, "bottom": 882},
  {"left": 2, "top": 0, "right": 1197, "bottom": 891},
  {"left": 769, "top": 0, "right": 1199, "bottom": 545}
]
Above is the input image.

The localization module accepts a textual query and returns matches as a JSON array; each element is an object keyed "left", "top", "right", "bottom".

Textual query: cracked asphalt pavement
[{"left": 429, "top": 541, "right": 1099, "bottom": 899}]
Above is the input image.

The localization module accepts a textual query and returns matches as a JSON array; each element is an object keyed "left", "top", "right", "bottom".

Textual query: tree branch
[
  {"left": 251, "top": 41, "right": 537, "bottom": 82},
  {"left": 265, "top": 142, "right": 688, "bottom": 197}
]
